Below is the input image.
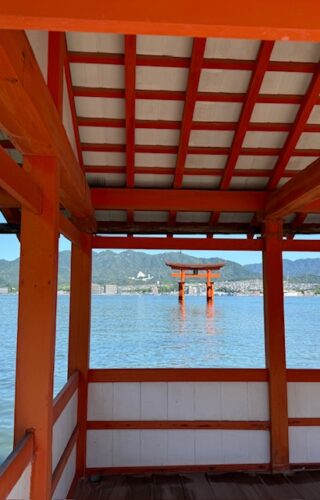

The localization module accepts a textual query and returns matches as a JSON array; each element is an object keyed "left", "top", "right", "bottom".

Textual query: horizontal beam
[
  {"left": 92, "top": 188, "right": 267, "bottom": 212},
  {"left": 81, "top": 142, "right": 320, "bottom": 157},
  {"left": 0, "top": 222, "right": 19, "bottom": 233},
  {"left": 92, "top": 236, "right": 264, "bottom": 251},
  {"left": 1, "top": 1, "right": 320, "bottom": 41},
  {"left": 282, "top": 239, "right": 320, "bottom": 252},
  {"left": 69, "top": 51, "right": 317, "bottom": 73},
  {"left": 265, "top": 157, "right": 320, "bottom": 218},
  {"left": 96, "top": 222, "right": 259, "bottom": 235},
  {"left": 0, "top": 30, "right": 95, "bottom": 230},
  {"left": 73, "top": 86, "right": 320, "bottom": 105},
  {"left": 0, "top": 146, "right": 42, "bottom": 213},
  {"left": 78, "top": 116, "right": 320, "bottom": 133}
]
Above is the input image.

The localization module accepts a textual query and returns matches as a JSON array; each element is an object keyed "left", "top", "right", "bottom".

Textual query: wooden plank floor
[{"left": 73, "top": 470, "right": 320, "bottom": 499}]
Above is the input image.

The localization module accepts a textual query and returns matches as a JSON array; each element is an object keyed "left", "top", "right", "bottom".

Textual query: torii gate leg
[
  {"left": 206, "top": 270, "right": 214, "bottom": 304},
  {"left": 179, "top": 270, "right": 185, "bottom": 302}
]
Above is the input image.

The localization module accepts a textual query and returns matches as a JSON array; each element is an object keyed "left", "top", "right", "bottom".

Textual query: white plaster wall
[
  {"left": 289, "top": 427, "right": 320, "bottom": 463},
  {"left": 288, "top": 382, "right": 320, "bottom": 418},
  {"left": 6, "top": 463, "right": 31, "bottom": 500},
  {"left": 86, "top": 429, "right": 270, "bottom": 467},
  {"left": 52, "top": 445, "right": 76, "bottom": 500},
  {"left": 52, "top": 391, "right": 78, "bottom": 472},
  {"left": 25, "top": 30, "right": 48, "bottom": 81},
  {"left": 88, "top": 382, "right": 269, "bottom": 421}
]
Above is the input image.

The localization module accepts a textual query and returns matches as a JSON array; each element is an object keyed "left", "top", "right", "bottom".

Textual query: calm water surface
[{"left": 0, "top": 294, "right": 319, "bottom": 461}]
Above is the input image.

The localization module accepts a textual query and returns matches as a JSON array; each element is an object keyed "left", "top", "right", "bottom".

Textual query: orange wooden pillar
[
  {"left": 68, "top": 234, "right": 92, "bottom": 477},
  {"left": 206, "top": 269, "right": 213, "bottom": 303},
  {"left": 263, "top": 220, "right": 289, "bottom": 471},
  {"left": 14, "top": 156, "right": 59, "bottom": 500},
  {"left": 178, "top": 270, "right": 185, "bottom": 302}
]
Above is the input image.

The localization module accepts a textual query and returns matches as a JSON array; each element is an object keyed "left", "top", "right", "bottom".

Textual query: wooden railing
[{"left": 0, "top": 432, "right": 34, "bottom": 499}]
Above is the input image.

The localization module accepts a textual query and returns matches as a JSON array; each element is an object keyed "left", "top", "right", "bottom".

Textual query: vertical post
[
  {"left": 179, "top": 270, "right": 185, "bottom": 302},
  {"left": 14, "top": 156, "right": 59, "bottom": 500},
  {"left": 206, "top": 269, "right": 213, "bottom": 303},
  {"left": 263, "top": 219, "right": 289, "bottom": 471},
  {"left": 68, "top": 235, "right": 92, "bottom": 477}
]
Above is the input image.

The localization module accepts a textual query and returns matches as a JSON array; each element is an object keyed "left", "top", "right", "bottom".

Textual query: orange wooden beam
[
  {"left": 0, "top": 30, "right": 95, "bottom": 230},
  {"left": 1, "top": 1, "right": 320, "bottom": 41},
  {"left": 47, "top": 32, "right": 64, "bottom": 114},
  {"left": 0, "top": 189, "right": 20, "bottom": 208},
  {"left": 0, "top": 146, "right": 42, "bottom": 213},
  {"left": 59, "top": 213, "right": 84, "bottom": 247},
  {"left": 92, "top": 236, "right": 264, "bottom": 251},
  {"left": 92, "top": 188, "right": 267, "bottom": 212},
  {"left": 262, "top": 220, "right": 289, "bottom": 471},
  {"left": 14, "top": 156, "right": 60, "bottom": 499},
  {"left": 0, "top": 432, "right": 34, "bottom": 500},
  {"left": 68, "top": 234, "right": 92, "bottom": 477},
  {"left": 265, "top": 157, "right": 320, "bottom": 218}
]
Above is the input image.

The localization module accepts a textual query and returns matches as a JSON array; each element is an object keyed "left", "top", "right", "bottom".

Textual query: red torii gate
[{"left": 166, "top": 261, "right": 225, "bottom": 304}]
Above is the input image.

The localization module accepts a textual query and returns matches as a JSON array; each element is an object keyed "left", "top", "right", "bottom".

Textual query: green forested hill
[{"left": 1, "top": 250, "right": 320, "bottom": 289}]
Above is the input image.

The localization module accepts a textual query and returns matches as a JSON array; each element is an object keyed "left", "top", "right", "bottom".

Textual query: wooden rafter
[
  {"left": 64, "top": 35, "right": 84, "bottom": 168},
  {"left": 124, "top": 34, "right": 136, "bottom": 188},
  {"left": 265, "top": 156, "right": 320, "bottom": 218},
  {"left": 0, "top": 30, "right": 95, "bottom": 229},
  {"left": 173, "top": 38, "right": 206, "bottom": 189},
  {"left": 268, "top": 62, "right": 320, "bottom": 189},
  {"left": 209, "top": 41, "right": 274, "bottom": 227}
]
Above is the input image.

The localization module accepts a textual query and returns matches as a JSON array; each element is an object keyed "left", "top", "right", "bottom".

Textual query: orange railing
[{"left": 0, "top": 432, "right": 34, "bottom": 499}]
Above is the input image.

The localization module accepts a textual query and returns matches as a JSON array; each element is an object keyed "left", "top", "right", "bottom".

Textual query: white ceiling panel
[
  {"left": 95, "top": 210, "right": 127, "bottom": 221},
  {"left": 136, "top": 99, "right": 184, "bottom": 121},
  {"left": 296, "top": 132, "right": 320, "bottom": 149},
  {"left": 79, "top": 126, "right": 126, "bottom": 144},
  {"left": 134, "top": 211, "right": 169, "bottom": 222},
  {"left": 137, "top": 35, "right": 193, "bottom": 57},
  {"left": 251, "top": 103, "right": 299, "bottom": 123},
  {"left": 243, "top": 131, "right": 288, "bottom": 148},
  {"left": 182, "top": 175, "right": 221, "bottom": 189},
  {"left": 86, "top": 173, "right": 126, "bottom": 187},
  {"left": 136, "top": 67, "right": 188, "bottom": 91},
  {"left": 134, "top": 174, "right": 173, "bottom": 187},
  {"left": 135, "top": 153, "right": 177, "bottom": 167},
  {"left": 193, "top": 102, "right": 243, "bottom": 122},
  {"left": 185, "top": 154, "right": 227, "bottom": 168},
  {"left": 67, "top": 32, "right": 124, "bottom": 53},
  {"left": 304, "top": 214, "right": 320, "bottom": 223},
  {"left": 285, "top": 156, "right": 318, "bottom": 170},
  {"left": 260, "top": 71, "right": 312, "bottom": 95},
  {"left": 176, "top": 212, "right": 211, "bottom": 223},
  {"left": 271, "top": 41, "right": 320, "bottom": 62},
  {"left": 199, "top": 69, "right": 252, "bottom": 93},
  {"left": 70, "top": 63, "right": 124, "bottom": 88},
  {"left": 229, "top": 177, "right": 269, "bottom": 189},
  {"left": 189, "top": 130, "right": 234, "bottom": 147},
  {"left": 307, "top": 106, "right": 320, "bottom": 124},
  {"left": 83, "top": 151, "right": 126, "bottom": 166},
  {"left": 235, "top": 155, "right": 278, "bottom": 170},
  {"left": 75, "top": 97, "right": 125, "bottom": 119},
  {"left": 135, "top": 129, "right": 180, "bottom": 146},
  {"left": 204, "top": 38, "right": 260, "bottom": 60},
  {"left": 219, "top": 212, "right": 254, "bottom": 223}
]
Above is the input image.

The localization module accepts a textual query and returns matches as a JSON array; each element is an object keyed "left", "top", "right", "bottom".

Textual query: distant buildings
[
  {"left": 91, "top": 283, "right": 118, "bottom": 295},
  {"left": 0, "top": 286, "right": 9, "bottom": 294}
]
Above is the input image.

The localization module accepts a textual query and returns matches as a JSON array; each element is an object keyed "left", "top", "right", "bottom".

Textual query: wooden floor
[{"left": 73, "top": 470, "right": 320, "bottom": 499}]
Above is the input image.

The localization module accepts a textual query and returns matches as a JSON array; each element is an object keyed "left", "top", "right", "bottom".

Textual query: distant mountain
[
  {"left": 244, "top": 258, "right": 320, "bottom": 282},
  {"left": 2, "top": 251, "right": 320, "bottom": 289}
]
